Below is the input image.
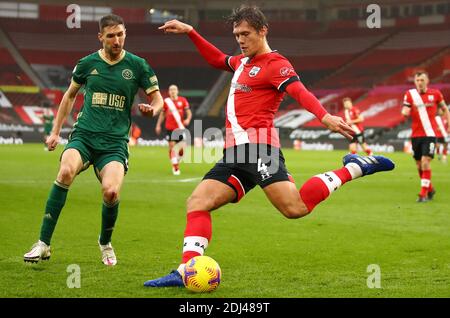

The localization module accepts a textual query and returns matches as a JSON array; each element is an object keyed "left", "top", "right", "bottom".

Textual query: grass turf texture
[{"left": 0, "top": 144, "right": 449, "bottom": 298}]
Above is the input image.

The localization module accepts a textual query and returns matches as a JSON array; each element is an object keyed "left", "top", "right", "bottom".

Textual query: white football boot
[
  {"left": 172, "top": 167, "right": 181, "bottom": 176},
  {"left": 98, "top": 241, "right": 117, "bottom": 266},
  {"left": 24, "top": 240, "right": 51, "bottom": 263}
]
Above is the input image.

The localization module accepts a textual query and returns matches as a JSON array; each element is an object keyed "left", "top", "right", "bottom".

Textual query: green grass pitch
[{"left": 0, "top": 144, "right": 449, "bottom": 298}]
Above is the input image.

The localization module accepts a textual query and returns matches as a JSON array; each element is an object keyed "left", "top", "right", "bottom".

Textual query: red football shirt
[
  {"left": 224, "top": 51, "right": 299, "bottom": 148},
  {"left": 403, "top": 88, "right": 443, "bottom": 138},
  {"left": 435, "top": 114, "right": 448, "bottom": 138},
  {"left": 163, "top": 96, "right": 190, "bottom": 131},
  {"left": 344, "top": 107, "right": 364, "bottom": 134}
]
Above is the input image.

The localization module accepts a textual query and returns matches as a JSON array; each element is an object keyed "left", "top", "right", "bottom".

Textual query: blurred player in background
[
  {"left": 155, "top": 84, "right": 192, "bottom": 175},
  {"left": 41, "top": 107, "right": 54, "bottom": 151},
  {"left": 342, "top": 97, "right": 372, "bottom": 156},
  {"left": 129, "top": 122, "right": 142, "bottom": 146},
  {"left": 435, "top": 108, "right": 449, "bottom": 163},
  {"left": 402, "top": 71, "right": 449, "bottom": 202},
  {"left": 144, "top": 5, "right": 395, "bottom": 288},
  {"left": 24, "top": 14, "right": 163, "bottom": 265}
]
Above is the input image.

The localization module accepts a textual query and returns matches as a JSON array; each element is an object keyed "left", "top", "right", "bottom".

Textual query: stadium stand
[{"left": 1, "top": 2, "right": 450, "bottom": 148}]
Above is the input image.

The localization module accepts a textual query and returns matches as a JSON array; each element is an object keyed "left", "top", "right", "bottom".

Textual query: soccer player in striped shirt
[
  {"left": 342, "top": 97, "right": 373, "bottom": 156},
  {"left": 155, "top": 85, "right": 192, "bottom": 175},
  {"left": 402, "top": 71, "right": 450, "bottom": 202},
  {"left": 144, "top": 5, "right": 395, "bottom": 287}
]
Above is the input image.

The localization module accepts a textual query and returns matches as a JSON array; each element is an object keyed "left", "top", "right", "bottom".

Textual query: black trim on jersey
[
  {"left": 225, "top": 56, "right": 234, "bottom": 72},
  {"left": 279, "top": 76, "right": 300, "bottom": 92},
  {"left": 403, "top": 103, "right": 411, "bottom": 108}
]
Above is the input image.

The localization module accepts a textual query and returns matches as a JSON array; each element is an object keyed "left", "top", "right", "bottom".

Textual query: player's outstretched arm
[
  {"left": 159, "top": 20, "right": 229, "bottom": 71},
  {"left": 155, "top": 111, "right": 165, "bottom": 135},
  {"left": 285, "top": 81, "right": 354, "bottom": 140},
  {"left": 139, "top": 90, "right": 164, "bottom": 118},
  {"left": 46, "top": 81, "right": 80, "bottom": 151}
]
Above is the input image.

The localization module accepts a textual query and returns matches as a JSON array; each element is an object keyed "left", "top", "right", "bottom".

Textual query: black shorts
[
  {"left": 165, "top": 129, "right": 186, "bottom": 142},
  {"left": 436, "top": 137, "right": 446, "bottom": 144},
  {"left": 411, "top": 137, "right": 437, "bottom": 160},
  {"left": 350, "top": 133, "right": 365, "bottom": 144},
  {"left": 203, "top": 144, "right": 294, "bottom": 203}
]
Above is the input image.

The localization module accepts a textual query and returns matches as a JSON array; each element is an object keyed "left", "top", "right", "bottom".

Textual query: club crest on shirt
[
  {"left": 280, "top": 67, "right": 294, "bottom": 77},
  {"left": 428, "top": 95, "right": 434, "bottom": 101},
  {"left": 122, "top": 69, "right": 133, "bottom": 80},
  {"left": 249, "top": 66, "right": 261, "bottom": 77}
]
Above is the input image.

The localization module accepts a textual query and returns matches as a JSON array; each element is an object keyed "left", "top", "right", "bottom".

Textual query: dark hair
[
  {"left": 226, "top": 5, "right": 268, "bottom": 31},
  {"left": 414, "top": 70, "right": 429, "bottom": 77},
  {"left": 99, "top": 14, "right": 124, "bottom": 32},
  {"left": 342, "top": 97, "right": 352, "bottom": 103}
]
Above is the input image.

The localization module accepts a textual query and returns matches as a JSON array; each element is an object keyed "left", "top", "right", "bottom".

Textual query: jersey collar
[{"left": 98, "top": 49, "right": 126, "bottom": 65}]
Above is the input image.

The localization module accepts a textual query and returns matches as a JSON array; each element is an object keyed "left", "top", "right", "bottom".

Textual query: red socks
[
  {"left": 419, "top": 169, "right": 431, "bottom": 197},
  {"left": 169, "top": 149, "right": 179, "bottom": 171},
  {"left": 299, "top": 166, "right": 354, "bottom": 212},
  {"left": 182, "top": 211, "right": 211, "bottom": 263}
]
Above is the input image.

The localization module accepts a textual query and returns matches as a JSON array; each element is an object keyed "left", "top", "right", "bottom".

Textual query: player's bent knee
[
  {"left": 281, "top": 203, "right": 309, "bottom": 219},
  {"left": 186, "top": 194, "right": 216, "bottom": 212},
  {"left": 57, "top": 166, "right": 77, "bottom": 184},
  {"left": 103, "top": 187, "right": 119, "bottom": 204}
]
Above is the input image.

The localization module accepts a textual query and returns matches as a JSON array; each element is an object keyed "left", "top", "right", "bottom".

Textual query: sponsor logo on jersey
[
  {"left": 92, "top": 92, "right": 126, "bottom": 110},
  {"left": 122, "top": 69, "right": 133, "bottom": 80},
  {"left": 90, "top": 69, "right": 99, "bottom": 75},
  {"left": 428, "top": 95, "right": 434, "bottom": 101},
  {"left": 177, "top": 102, "right": 182, "bottom": 106},
  {"left": 280, "top": 67, "right": 295, "bottom": 77},
  {"left": 249, "top": 66, "right": 261, "bottom": 77},
  {"left": 231, "top": 82, "right": 252, "bottom": 93}
]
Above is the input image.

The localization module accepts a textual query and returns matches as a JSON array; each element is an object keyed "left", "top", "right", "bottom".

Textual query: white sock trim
[
  {"left": 183, "top": 236, "right": 208, "bottom": 255},
  {"left": 421, "top": 179, "right": 430, "bottom": 187},
  {"left": 315, "top": 171, "right": 342, "bottom": 194},
  {"left": 345, "top": 162, "right": 363, "bottom": 179}
]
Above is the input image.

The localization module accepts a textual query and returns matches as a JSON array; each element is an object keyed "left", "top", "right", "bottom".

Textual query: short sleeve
[
  {"left": 266, "top": 57, "right": 300, "bottom": 92},
  {"left": 71, "top": 58, "right": 88, "bottom": 86},
  {"left": 183, "top": 97, "right": 190, "bottom": 110},
  {"left": 403, "top": 92, "right": 411, "bottom": 107},
  {"left": 139, "top": 59, "right": 159, "bottom": 94},
  {"left": 437, "top": 91, "right": 444, "bottom": 104}
]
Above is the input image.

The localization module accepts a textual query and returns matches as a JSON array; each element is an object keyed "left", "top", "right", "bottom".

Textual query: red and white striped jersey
[
  {"left": 403, "top": 88, "right": 444, "bottom": 138},
  {"left": 224, "top": 52, "right": 299, "bottom": 148},
  {"left": 344, "top": 107, "right": 364, "bottom": 134},
  {"left": 163, "top": 96, "right": 190, "bottom": 131},
  {"left": 435, "top": 114, "right": 448, "bottom": 138}
]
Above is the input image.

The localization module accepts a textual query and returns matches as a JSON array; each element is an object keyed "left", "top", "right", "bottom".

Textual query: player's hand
[
  {"left": 155, "top": 125, "right": 161, "bottom": 135},
  {"left": 158, "top": 19, "right": 193, "bottom": 34},
  {"left": 46, "top": 133, "right": 60, "bottom": 151},
  {"left": 321, "top": 113, "right": 355, "bottom": 141},
  {"left": 139, "top": 103, "right": 156, "bottom": 117},
  {"left": 183, "top": 119, "right": 190, "bottom": 127}
]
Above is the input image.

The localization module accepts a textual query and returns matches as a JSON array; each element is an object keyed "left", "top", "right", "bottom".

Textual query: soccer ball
[{"left": 182, "top": 256, "right": 221, "bottom": 293}]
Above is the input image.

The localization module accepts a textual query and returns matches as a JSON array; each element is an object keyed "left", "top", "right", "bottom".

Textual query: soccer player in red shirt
[
  {"left": 343, "top": 97, "right": 373, "bottom": 156},
  {"left": 402, "top": 71, "right": 450, "bottom": 202},
  {"left": 435, "top": 109, "right": 449, "bottom": 163},
  {"left": 144, "top": 5, "right": 395, "bottom": 287},
  {"left": 155, "top": 84, "right": 192, "bottom": 175}
]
